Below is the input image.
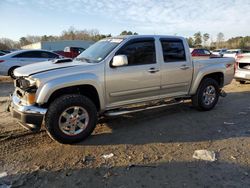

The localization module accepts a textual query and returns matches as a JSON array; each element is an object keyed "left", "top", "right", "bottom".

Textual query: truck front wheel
[
  {"left": 45, "top": 94, "right": 97, "bottom": 144},
  {"left": 192, "top": 78, "right": 220, "bottom": 111}
]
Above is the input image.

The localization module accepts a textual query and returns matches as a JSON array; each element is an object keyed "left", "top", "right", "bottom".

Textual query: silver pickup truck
[{"left": 9, "top": 35, "right": 235, "bottom": 144}]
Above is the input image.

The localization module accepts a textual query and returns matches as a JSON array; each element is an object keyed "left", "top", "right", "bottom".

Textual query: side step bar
[{"left": 104, "top": 100, "right": 184, "bottom": 117}]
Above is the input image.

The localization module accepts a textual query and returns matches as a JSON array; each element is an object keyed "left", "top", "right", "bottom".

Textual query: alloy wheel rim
[
  {"left": 58, "top": 106, "right": 89, "bottom": 136},
  {"left": 202, "top": 85, "right": 216, "bottom": 106}
]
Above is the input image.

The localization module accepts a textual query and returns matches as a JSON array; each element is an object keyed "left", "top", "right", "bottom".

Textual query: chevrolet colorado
[{"left": 9, "top": 35, "right": 235, "bottom": 144}]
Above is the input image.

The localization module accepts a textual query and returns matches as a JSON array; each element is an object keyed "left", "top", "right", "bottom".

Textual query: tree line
[
  {"left": 0, "top": 27, "right": 249, "bottom": 50},
  {"left": 187, "top": 31, "right": 250, "bottom": 50},
  {"left": 0, "top": 27, "right": 138, "bottom": 50}
]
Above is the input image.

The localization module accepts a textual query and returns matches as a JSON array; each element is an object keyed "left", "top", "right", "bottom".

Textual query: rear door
[
  {"left": 159, "top": 38, "right": 193, "bottom": 97},
  {"left": 105, "top": 38, "right": 161, "bottom": 107}
]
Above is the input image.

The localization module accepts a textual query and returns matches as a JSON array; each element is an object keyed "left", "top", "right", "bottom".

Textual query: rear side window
[
  {"left": 116, "top": 39, "right": 156, "bottom": 66},
  {"left": 160, "top": 39, "right": 186, "bottom": 62}
]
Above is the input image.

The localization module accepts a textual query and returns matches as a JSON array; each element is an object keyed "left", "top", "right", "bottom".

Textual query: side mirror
[{"left": 111, "top": 55, "right": 128, "bottom": 67}]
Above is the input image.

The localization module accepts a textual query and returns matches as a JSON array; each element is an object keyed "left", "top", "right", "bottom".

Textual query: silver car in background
[{"left": 212, "top": 48, "right": 227, "bottom": 57}]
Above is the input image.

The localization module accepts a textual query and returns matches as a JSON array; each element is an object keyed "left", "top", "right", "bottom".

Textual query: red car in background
[
  {"left": 191, "top": 48, "right": 219, "bottom": 59},
  {"left": 54, "top": 47, "right": 85, "bottom": 59}
]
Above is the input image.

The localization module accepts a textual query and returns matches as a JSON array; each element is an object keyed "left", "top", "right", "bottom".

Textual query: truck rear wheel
[
  {"left": 239, "top": 80, "right": 246, "bottom": 84},
  {"left": 192, "top": 78, "right": 219, "bottom": 111},
  {"left": 45, "top": 94, "right": 97, "bottom": 144}
]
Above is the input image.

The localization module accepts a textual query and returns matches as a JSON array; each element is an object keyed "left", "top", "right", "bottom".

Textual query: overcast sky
[{"left": 1, "top": 0, "right": 250, "bottom": 41}]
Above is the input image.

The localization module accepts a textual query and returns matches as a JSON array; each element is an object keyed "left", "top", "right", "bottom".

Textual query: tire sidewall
[{"left": 45, "top": 95, "right": 97, "bottom": 144}]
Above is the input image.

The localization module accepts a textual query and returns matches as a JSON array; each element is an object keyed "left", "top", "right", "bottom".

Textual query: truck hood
[{"left": 14, "top": 59, "right": 90, "bottom": 77}]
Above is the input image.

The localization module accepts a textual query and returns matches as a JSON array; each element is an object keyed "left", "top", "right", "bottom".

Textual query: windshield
[{"left": 76, "top": 38, "right": 123, "bottom": 63}]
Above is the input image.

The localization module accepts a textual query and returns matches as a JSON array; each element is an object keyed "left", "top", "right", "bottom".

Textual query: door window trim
[{"left": 111, "top": 37, "right": 156, "bottom": 67}]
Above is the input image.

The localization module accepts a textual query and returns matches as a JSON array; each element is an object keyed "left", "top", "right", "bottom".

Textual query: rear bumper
[
  {"left": 234, "top": 70, "right": 250, "bottom": 81},
  {"left": 9, "top": 93, "right": 47, "bottom": 130}
]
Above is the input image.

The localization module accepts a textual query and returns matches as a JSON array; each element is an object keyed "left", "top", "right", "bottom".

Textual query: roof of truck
[{"left": 111, "top": 35, "right": 186, "bottom": 40}]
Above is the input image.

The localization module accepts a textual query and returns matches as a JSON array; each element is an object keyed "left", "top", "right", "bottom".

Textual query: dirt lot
[{"left": 0, "top": 78, "right": 250, "bottom": 188}]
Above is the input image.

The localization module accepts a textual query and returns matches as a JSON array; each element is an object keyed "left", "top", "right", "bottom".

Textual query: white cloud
[{"left": 2, "top": 0, "right": 250, "bottom": 37}]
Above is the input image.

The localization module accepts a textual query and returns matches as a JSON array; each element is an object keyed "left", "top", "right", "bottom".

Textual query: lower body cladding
[{"left": 8, "top": 93, "right": 47, "bottom": 131}]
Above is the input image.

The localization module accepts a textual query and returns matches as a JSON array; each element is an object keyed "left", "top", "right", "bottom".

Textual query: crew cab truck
[{"left": 9, "top": 35, "right": 235, "bottom": 144}]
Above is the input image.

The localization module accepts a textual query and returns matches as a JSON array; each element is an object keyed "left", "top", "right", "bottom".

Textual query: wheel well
[
  {"left": 45, "top": 85, "right": 100, "bottom": 111},
  {"left": 8, "top": 66, "right": 20, "bottom": 76},
  {"left": 203, "top": 72, "right": 224, "bottom": 87}
]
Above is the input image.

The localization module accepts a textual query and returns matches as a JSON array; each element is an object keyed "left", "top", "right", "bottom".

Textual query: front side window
[
  {"left": 116, "top": 39, "right": 156, "bottom": 66},
  {"left": 160, "top": 39, "right": 186, "bottom": 62}
]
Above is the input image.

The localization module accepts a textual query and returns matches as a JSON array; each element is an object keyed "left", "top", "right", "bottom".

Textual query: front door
[{"left": 105, "top": 38, "right": 161, "bottom": 108}]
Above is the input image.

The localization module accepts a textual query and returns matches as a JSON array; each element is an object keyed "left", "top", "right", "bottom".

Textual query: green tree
[
  {"left": 203, "top": 33, "right": 210, "bottom": 47},
  {"left": 19, "top": 37, "right": 30, "bottom": 46},
  {"left": 120, "top": 30, "right": 138, "bottom": 35},
  {"left": 187, "top": 37, "right": 194, "bottom": 47},
  {"left": 193, "top": 32, "right": 202, "bottom": 47}
]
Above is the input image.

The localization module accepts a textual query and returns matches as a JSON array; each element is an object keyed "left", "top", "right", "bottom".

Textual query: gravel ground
[{"left": 0, "top": 78, "right": 250, "bottom": 188}]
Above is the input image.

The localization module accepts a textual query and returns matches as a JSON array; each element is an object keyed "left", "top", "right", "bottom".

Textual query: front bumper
[{"left": 9, "top": 93, "right": 47, "bottom": 131}]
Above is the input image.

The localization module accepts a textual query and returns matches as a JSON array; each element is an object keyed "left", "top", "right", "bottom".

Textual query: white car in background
[
  {"left": 234, "top": 53, "right": 250, "bottom": 84},
  {"left": 0, "top": 50, "right": 62, "bottom": 78},
  {"left": 212, "top": 48, "right": 227, "bottom": 57},
  {"left": 223, "top": 49, "right": 242, "bottom": 59}
]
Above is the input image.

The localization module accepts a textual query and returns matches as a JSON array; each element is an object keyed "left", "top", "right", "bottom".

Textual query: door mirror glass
[{"left": 112, "top": 55, "right": 128, "bottom": 67}]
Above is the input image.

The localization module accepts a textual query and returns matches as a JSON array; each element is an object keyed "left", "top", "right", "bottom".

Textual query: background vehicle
[
  {"left": 54, "top": 47, "right": 85, "bottom": 58},
  {"left": 223, "top": 49, "right": 242, "bottom": 59},
  {"left": 234, "top": 53, "right": 250, "bottom": 84},
  {"left": 0, "top": 50, "right": 62, "bottom": 78},
  {"left": 9, "top": 35, "right": 235, "bottom": 144},
  {"left": 0, "top": 50, "right": 11, "bottom": 54},
  {"left": 0, "top": 52, "right": 6, "bottom": 56},
  {"left": 212, "top": 49, "right": 227, "bottom": 57},
  {"left": 191, "top": 48, "right": 219, "bottom": 59}
]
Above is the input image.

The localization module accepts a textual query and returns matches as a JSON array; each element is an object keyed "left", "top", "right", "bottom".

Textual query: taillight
[
  {"left": 236, "top": 54, "right": 244, "bottom": 61},
  {"left": 0, "top": 60, "right": 4, "bottom": 63}
]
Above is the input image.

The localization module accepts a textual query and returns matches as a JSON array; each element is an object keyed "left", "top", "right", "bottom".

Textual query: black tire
[
  {"left": 45, "top": 94, "right": 97, "bottom": 144},
  {"left": 239, "top": 80, "right": 246, "bottom": 84},
  {"left": 192, "top": 78, "right": 220, "bottom": 111},
  {"left": 8, "top": 66, "right": 19, "bottom": 79}
]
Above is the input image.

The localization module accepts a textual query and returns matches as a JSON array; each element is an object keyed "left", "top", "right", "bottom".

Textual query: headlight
[{"left": 17, "top": 77, "right": 40, "bottom": 90}]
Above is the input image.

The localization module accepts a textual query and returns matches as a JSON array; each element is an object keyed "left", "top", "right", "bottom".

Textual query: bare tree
[{"left": 216, "top": 32, "right": 225, "bottom": 48}]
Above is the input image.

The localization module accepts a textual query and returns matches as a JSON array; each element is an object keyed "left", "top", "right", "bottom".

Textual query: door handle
[
  {"left": 180, "top": 65, "right": 190, "bottom": 70},
  {"left": 148, "top": 67, "right": 159, "bottom": 73}
]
